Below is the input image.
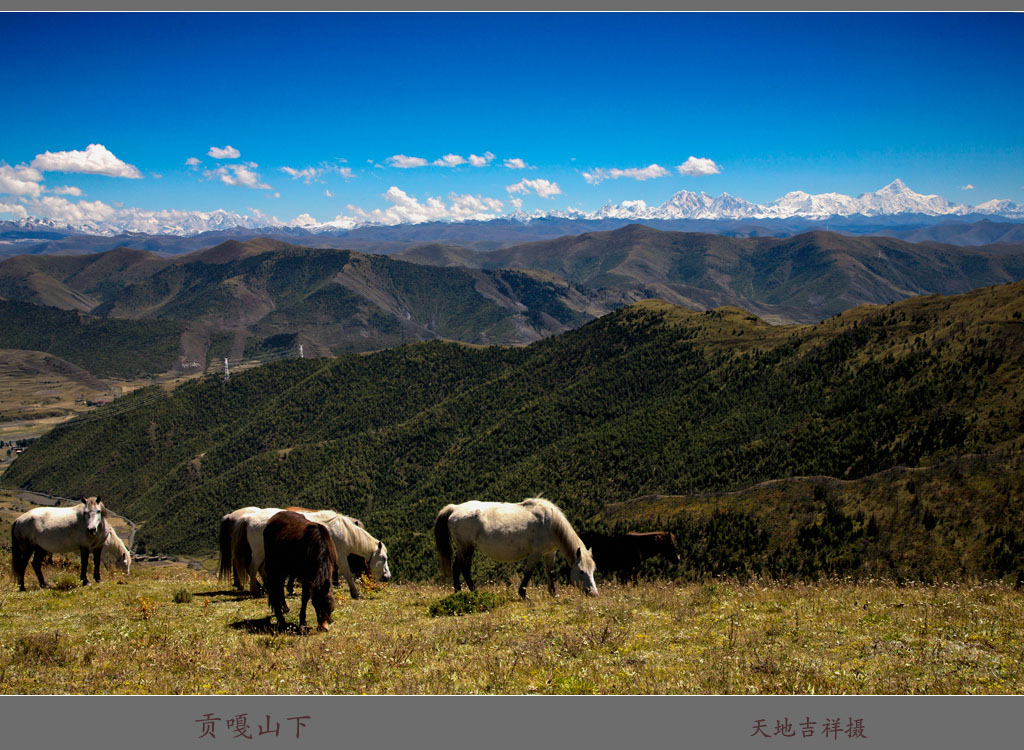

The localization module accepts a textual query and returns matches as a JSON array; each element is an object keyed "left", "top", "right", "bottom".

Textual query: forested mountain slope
[{"left": 4, "top": 281, "right": 1023, "bottom": 579}]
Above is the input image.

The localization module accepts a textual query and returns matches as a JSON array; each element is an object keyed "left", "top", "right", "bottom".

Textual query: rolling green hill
[
  {"left": 0, "top": 300, "right": 186, "bottom": 378},
  {"left": 89, "top": 242, "right": 590, "bottom": 352},
  {"left": 5, "top": 280, "right": 1024, "bottom": 582},
  {"left": 399, "top": 225, "right": 1024, "bottom": 324}
]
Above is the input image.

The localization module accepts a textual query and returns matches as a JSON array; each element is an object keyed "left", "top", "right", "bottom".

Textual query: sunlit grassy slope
[{"left": 1, "top": 562, "right": 1023, "bottom": 695}]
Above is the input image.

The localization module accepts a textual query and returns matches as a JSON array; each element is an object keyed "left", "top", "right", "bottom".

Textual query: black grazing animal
[
  {"left": 263, "top": 511, "right": 338, "bottom": 632},
  {"left": 578, "top": 530, "right": 680, "bottom": 583},
  {"left": 284, "top": 508, "right": 368, "bottom": 594}
]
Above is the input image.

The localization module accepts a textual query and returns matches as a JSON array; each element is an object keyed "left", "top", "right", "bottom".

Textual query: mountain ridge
[{"left": 4, "top": 180, "right": 1022, "bottom": 240}]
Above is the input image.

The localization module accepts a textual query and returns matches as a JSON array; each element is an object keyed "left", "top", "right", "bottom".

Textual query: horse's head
[
  {"left": 571, "top": 546, "right": 598, "bottom": 596},
  {"left": 664, "top": 533, "right": 680, "bottom": 565},
  {"left": 115, "top": 544, "right": 132, "bottom": 574},
  {"left": 81, "top": 496, "right": 106, "bottom": 535},
  {"left": 369, "top": 540, "right": 391, "bottom": 583}
]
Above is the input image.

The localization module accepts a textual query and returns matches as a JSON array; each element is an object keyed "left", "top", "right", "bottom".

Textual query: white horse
[
  {"left": 233, "top": 507, "right": 391, "bottom": 599},
  {"left": 434, "top": 497, "right": 597, "bottom": 599},
  {"left": 296, "top": 510, "right": 391, "bottom": 599},
  {"left": 218, "top": 505, "right": 261, "bottom": 589},
  {"left": 101, "top": 525, "right": 132, "bottom": 576},
  {"left": 11, "top": 497, "right": 111, "bottom": 590}
]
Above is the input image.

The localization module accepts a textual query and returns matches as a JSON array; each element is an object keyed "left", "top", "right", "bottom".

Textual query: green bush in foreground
[
  {"left": 172, "top": 587, "right": 193, "bottom": 604},
  {"left": 50, "top": 573, "right": 79, "bottom": 592},
  {"left": 429, "top": 590, "right": 508, "bottom": 617}
]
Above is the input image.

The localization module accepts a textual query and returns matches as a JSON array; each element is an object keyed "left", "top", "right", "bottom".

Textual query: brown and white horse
[
  {"left": 263, "top": 511, "right": 337, "bottom": 632},
  {"left": 11, "top": 497, "right": 111, "bottom": 590}
]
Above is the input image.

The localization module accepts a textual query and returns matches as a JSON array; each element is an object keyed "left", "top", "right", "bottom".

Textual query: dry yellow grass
[{"left": 1, "top": 561, "right": 1022, "bottom": 695}]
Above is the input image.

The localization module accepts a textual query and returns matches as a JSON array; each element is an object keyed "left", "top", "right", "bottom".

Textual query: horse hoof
[
  {"left": 518, "top": 588, "right": 527, "bottom": 600},
  {"left": 317, "top": 623, "right": 329, "bottom": 633}
]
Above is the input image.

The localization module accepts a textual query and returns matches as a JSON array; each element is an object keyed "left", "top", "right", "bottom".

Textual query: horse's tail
[
  {"left": 10, "top": 524, "right": 20, "bottom": 577},
  {"left": 218, "top": 516, "right": 234, "bottom": 583},
  {"left": 232, "top": 520, "right": 252, "bottom": 590},
  {"left": 434, "top": 505, "right": 456, "bottom": 580},
  {"left": 310, "top": 523, "right": 337, "bottom": 593}
]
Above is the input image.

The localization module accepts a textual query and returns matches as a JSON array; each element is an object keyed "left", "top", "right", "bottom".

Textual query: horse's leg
[
  {"left": 13, "top": 542, "right": 29, "bottom": 591},
  {"left": 80, "top": 547, "right": 90, "bottom": 585},
  {"left": 451, "top": 550, "right": 462, "bottom": 592},
  {"left": 518, "top": 552, "right": 542, "bottom": 599},
  {"left": 272, "top": 585, "right": 288, "bottom": 630},
  {"left": 93, "top": 548, "right": 102, "bottom": 583},
  {"left": 286, "top": 575, "right": 295, "bottom": 596},
  {"left": 299, "top": 581, "right": 310, "bottom": 631},
  {"left": 337, "top": 555, "right": 360, "bottom": 600},
  {"left": 248, "top": 557, "right": 262, "bottom": 597},
  {"left": 31, "top": 547, "right": 48, "bottom": 589},
  {"left": 461, "top": 546, "right": 476, "bottom": 592},
  {"left": 542, "top": 551, "right": 558, "bottom": 597}
]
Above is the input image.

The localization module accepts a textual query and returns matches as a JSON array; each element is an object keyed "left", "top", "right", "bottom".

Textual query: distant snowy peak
[
  {"left": 598, "top": 180, "right": 996, "bottom": 222},
  {"left": 6, "top": 180, "right": 1024, "bottom": 237}
]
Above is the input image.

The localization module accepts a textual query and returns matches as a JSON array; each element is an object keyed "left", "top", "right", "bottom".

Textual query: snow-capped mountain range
[
  {"left": 590, "top": 180, "right": 1023, "bottom": 222},
  {"left": 6, "top": 180, "right": 1024, "bottom": 237}
]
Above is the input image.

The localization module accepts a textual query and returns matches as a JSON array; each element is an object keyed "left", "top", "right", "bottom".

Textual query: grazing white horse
[
  {"left": 231, "top": 507, "right": 285, "bottom": 595},
  {"left": 101, "top": 525, "right": 132, "bottom": 576},
  {"left": 218, "top": 506, "right": 261, "bottom": 589},
  {"left": 11, "top": 497, "right": 111, "bottom": 590},
  {"left": 297, "top": 510, "right": 391, "bottom": 599},
  {"left": 434, "top": 497, "right": 597, "bottom": 599},
  {"left": 233, "top": 507, "right": 391, "bottom": 599}
]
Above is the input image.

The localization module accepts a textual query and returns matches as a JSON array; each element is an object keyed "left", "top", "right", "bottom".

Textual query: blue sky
[{"left": 2, "top": 12, "right": 1022, "bottom": 228}]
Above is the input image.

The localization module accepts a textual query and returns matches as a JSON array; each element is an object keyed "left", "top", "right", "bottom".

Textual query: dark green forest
[
  {"left": 0, "top": 300, "right": 185, "bottom": 378},
  {"left": 4, "top": 280, "right": 1024, "bottom": 582}
]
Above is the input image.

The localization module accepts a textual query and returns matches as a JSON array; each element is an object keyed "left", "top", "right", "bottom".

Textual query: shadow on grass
[
  {"left": 228, "top": 616, "right": 318, "bottom": 636},
  {"left": 193, "top": 589, "right": 256, "bottom": 601}
]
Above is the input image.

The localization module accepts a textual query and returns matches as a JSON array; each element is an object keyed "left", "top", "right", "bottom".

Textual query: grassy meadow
[{"left": 1, "top": 560, "right": 1023, "bottom": 695}]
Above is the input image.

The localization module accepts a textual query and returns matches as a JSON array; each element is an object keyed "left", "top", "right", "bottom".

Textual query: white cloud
[
  {"left": 336, "top": 186, "right": 504, "bottom": 226},
  {"left": 208, "top": 145, "right": 241, "bottom": 159},
  {"left": 962, "top": 184, "right": 975, "bottom": 190},
  {"left": 0, "top": 201, "right": 29, "bottom": 219},
  {"left": 433, "top": 154, "right": 467, "bottom": 167},
  {"left": 0, "top": 163, "right": 44, "bottom": 197},
  {"left": 387, "top": 154, "right": 429, "bottom": 168},
  {"left": 676, "top": 156, "right": 721, "bottom": 176},
  {"left": 281, "top": 166, "right": 320, "bottom": 182},
  {"left": 280, "top": 164, "right": 354, "bottom": 183},
  {"left": 506, "top": 178, "right": 562, "bottom": 199},
  {"left": 504, "top": 158, "right": 529, "bottom": 170},
  {"left": 50, "top": 185, "right": 83, "bottom": 197},
  {"left": 325, "top": 189, "right": 333, "bottom": 198},
  {"left": 31, "top": 144, "right": 142, "bottom": 179},
  {"left": 582, "top": 164, "right": 670, "bottom": 184},
  {"left": 448, "top": 193, "right": 504, "bottom": 218},
  {"left": 29, "top": 195, "right": 118, "bottom": 225},
  {"left": 291, "top": 213, "right": 320, "bottom": 228},
  {"left": 185, "top": 157, "right": 202, "bottom": 170},
  {"left": 509, "top": 197, "right": 523, "bottom": 210},
  {"left": 205, "top": 164, "right": 272, "bottom": 190},
  {"left": 468, "top": 152, "right": 496, "bottom": 167}
]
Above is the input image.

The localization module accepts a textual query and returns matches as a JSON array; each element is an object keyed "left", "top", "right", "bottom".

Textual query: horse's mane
[{"left": 521, "top": 497, "right": 584, "bottom": 557}]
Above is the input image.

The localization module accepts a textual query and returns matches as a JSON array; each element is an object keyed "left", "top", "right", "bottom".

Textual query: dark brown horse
[
  {"left": 283, "top": 507, "right": 367, "bottom": 593},
  {"left": 263, "top": 511, "right": 337, "bottom": 632},
  {"left": 578, "top": 530, "right": 680, "bottom": 583}
]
